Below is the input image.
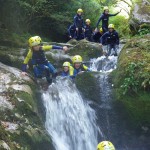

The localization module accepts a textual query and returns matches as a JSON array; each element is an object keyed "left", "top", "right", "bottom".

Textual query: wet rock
[
  {"left": 68, "top": 39, "right": 103, "bottom": 61},
  {"left": 129, "top": 0, "right": 150, "bottom": 34},
  {"left": 113, "top": 35, "right": 150, "bottom": 127},
  {"left": 0, "top": 62, "right": 54, "bottom": 150},
  {"left": 0, "top": 140, "right": 10, "bottom": 150},
  {"left": 75, "top": 72, "right": 101, "bottom": 103}
]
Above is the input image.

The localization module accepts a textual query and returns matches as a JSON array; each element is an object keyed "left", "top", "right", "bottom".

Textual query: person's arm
[
  {"left": 109, "top": 12, "right": 120, "bottom": 17},
  {"left": 74, "top": 15, "right": 78, "bottom": 28},
  {"left": 83, "top": 65, "right": 91, "bottom": 71},
  {"left": 100, "top": 33, "right": 107, "bottom": 45},
  {"left": 21, "top": 49, "right": 32, "bottom": 72},
  {"left": 42, "top": 45, "right": 68, "bottom": 51},
  {"left": 96, "top": 14, "right": 103, "bottom": 28},
  {"left": 69, "top": 66, "right": 75, "bottom": 79}
]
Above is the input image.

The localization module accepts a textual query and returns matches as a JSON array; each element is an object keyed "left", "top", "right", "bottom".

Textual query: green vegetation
[{"left": 113, "top": 35, "right": 150, "bottom": 127}]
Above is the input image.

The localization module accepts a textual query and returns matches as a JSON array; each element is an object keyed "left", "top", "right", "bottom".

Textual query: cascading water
[{"left": 42, "top": 77, "right": 102, "bottom": 150}]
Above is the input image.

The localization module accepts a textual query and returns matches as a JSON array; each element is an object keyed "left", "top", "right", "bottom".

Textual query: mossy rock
[
  {"left": 0, "top": 63, "right": 55, "bottom": 150},
  {"left": 112, "top": 35, "right": 150, "bottom": 127},
  {"left": 75, "top": 72, "right": 101, "bottom": 103},
  {"left": 68, "top": 39, "right": 103, "bottom": 61}
]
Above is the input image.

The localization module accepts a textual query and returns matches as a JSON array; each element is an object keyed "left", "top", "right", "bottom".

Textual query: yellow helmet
[
  {"left": 77, "top": 8, "right": 83, "bottom": 13},
  {"left": 97, "top": 141, "right": 115, "bottom": 150},
  {"left": 72, "top": 55, "right": 82, "bottom": 63},
  {"left": 63, "top": 62, "right": 70, "bottom": 67},
  {"left": 108, "top": 24, "right": 115, "bottom": 29},
  {"left": 100, "top": 28, "right": 103, "bottom": 32},
  {"left": 85, "top": 19, "right": 91, "bottom": 24},
  {"left": 28, "top": 36, "right": 41, "bottom": 47},
  {"left": 103, "top": 6, "right": 109, "bottom": 11},
  {"left": 34, "top": 36, "right": 42, "bottom": 43}
]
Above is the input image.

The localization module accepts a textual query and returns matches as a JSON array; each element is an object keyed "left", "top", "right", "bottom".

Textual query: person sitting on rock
[
  {"left": 74, "top": 8, "right": 85, "bottom": 40},
  {"left": 96, "top": 6, "right": 121, "bottom": 33},
  {"left": 97, "top": 141, "right": 115, "bottom": 150},
  {"left": 100, "top": 24, "right": 119, "bottom": 56},
  {"left": 61, "top": 61, "right": 74, "bottom": 78},
  {"left": 72, "top": 55, "right": 90, "bottom": 77},
  {"left": 21, "top": 36, "right": 68, "bottom": 83},
  {"left": 84, "top": 19, "right": 93, "bottom": 41},
  {"left": 93, "top": 27, "right": 103, "bottom": 43},
  {"left": 68, "top": 24, "right": 76, "bottom": 39}
]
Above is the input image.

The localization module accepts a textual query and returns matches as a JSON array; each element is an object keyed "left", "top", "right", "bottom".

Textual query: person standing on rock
[
  {"left": 84, "top": 19, "right": 93, "bottom": 42},
  {"left": 100, "top": 24, "right": 119, "bottom": 56},
  {"left": 21, "top": 36, "right": 68, "bottom": 83},
  {"left": 96, "top": 6, "right": 121, "bottom": 33},
  {"left": 74, "top": 8, "right": 85, "bottom": 40}
]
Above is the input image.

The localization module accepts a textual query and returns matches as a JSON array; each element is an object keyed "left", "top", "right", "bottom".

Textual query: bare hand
[
  {"left": 63, "top": 46, "right": 68, "bottom": 52},
  {"left": 21, "top": 72, "right": 28, "bottom": 76},
  {"left": 78, "top": 71, "right": 84, "bottom": 75}
]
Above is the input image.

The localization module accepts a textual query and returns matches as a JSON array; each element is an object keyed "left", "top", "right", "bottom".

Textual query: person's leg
[
  {"left": 78, "top": 28, "right": 83, "bottom": 40},
  {"left": 114, "top": 44, "right": 118, "bottom": 56},
  {"left": 46, "top": 62, "right": 58, "bottom": 79},
  {"left": 33, "top": 65, "right": 43, "bottom": 78},
  {"left": 107, "top": 44, "right": 111, "bottom": 56}
]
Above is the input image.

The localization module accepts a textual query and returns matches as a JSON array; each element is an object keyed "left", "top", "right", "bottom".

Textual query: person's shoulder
[{"left": 114, "top": 30, "right": 119, "bottom": 34}]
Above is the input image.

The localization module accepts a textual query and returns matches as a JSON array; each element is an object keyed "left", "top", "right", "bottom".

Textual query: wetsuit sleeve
[
  {"left": 83, "top": 65, "right": 91, "bottom": 71},
  {"left": 69, "top": 66, "right": 74, "bottom": 76},
  {"left": 96, "top": 14, "right": 103, "bottom": 28},
  {"left": 42, "top": 45, "right": 63, "bottom": 51},
  {"left": 22, "top": 49, "right": 32, "bottom": 72},
  {"left": 109, "top": 12, "right": 119, "bottom": 17},
  {"left": 100, "top": 32, "right": 107, "bottom": 45},
  {"left": 23, "top": 49, "right": 32, "bottom": 64},
  {"left": 74, "top": 16, "right": 78, "bottom": 28}
]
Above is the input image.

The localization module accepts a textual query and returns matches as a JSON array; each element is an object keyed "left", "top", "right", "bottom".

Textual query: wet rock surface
[{"left": 0, "top": 63, "right": 54, "bottom": 150}]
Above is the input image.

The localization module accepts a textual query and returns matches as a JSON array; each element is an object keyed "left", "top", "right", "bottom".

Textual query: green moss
[
  {"left": 68, "top": 39, "right": 103, "bottom": 61},
  {"left": 113, "top": 35, "right": 150, "bottom": 127},
  {"left": 119, "top": 92, "right": 150, "bottom": 126}
]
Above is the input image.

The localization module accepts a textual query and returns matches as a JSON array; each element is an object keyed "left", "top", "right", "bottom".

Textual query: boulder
[
  {"left": 129, "top": 0, "right": 150, "bottom": 34},
  {"left": 0, "top": 62, "right": 54, "bottom": 150}
]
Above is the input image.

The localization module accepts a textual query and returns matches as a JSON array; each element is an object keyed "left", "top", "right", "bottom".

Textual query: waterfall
[{"left": 42, "top": 77, "right": 101, "bottom": 150}]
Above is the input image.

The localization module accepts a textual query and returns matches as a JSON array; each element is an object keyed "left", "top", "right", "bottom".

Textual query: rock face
[
  {"left": 129, "top": 0, "right": 150, "bottom": 34},
  {"left": 113, "top": 35, "right": 150, "bottom": 127},
  {"left": 68, "top": 39, "right": 103, "bottom": 61},
  {"left": 0, "top": 63, "right": 54, "bottom": 150}
]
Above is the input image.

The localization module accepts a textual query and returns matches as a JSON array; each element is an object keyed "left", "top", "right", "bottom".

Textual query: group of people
[
  {"left": 21, "top": 36, "right": 90, "bottom": 83},
  {"left": 68, "top": 6, "right": 121, "bottom": 56},
  {"left": 21, "top": 7, "right": 119, "bottom": 149}
]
